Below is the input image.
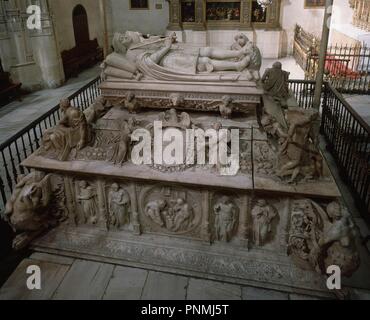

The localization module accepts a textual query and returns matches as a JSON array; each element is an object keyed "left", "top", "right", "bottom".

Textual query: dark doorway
[
  {"left": 73, "top": 4, "right": 90, "bottom": 46},
  {"left": 62, "top": 4, "right": 103, "bottom": 79}
]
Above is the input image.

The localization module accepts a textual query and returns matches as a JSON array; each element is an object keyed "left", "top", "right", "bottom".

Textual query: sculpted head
[
  {"left": 222, "top": 95, "right": 233, "bottom": 106},
  {"left": 273, "top": 61, "right": 282, "bottom": 70},
  {"left": 234, "top": 33, "right": 248, "bottom": 48},
  {"left": 327, "top": 201, "right": 342, "bottom": 220},
  {"left": 111, "top": 183, "right": 119, "bottom": 192},
  {"left": 257, "top": 199, "right": 267, "bottom": 207},
  {"left": 113, "top": 32, "right": 135, "bottom": 54},
  {"left": 79, "top": 180, "right": 88, "bottom": 189},
  {"left": 126, "top": 92, "right": 135, "bottom": 102},
  {"left": 60, "top": 98, "right": 70, "bottom": 111},
  {"left": 176, "top": 198, "right": 185, "bottom": 205},
  {"left": 158, "top": 199, "right": 166, "bottom": 209},
  {"left": 170, "top": 93, "right": 184, "bottom": 107},
  {"left": 291, "top": 209, "right": 305, "bottom": 227},
  {"left": 212, "top": 122, "right": 222, "bottom": 130},
  {"left": 261, "top": 114, "right": 275, "bottom": 132}
]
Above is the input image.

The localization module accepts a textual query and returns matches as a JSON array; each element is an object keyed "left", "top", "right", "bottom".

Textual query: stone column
[
  {"left": 0, "top": 0, "right": 13, "bottom": 71},
  {"left": 313, "top": 0, "right": 333, "bottom": 110},
  {"left": 240, "top": 0, "right": 252, "bottom": 30},
  {"left": 99, "top": 0, "right": 109, "bottom": 58},
  {"left": 193, "top": 0, "right": 205, "bottom": 30},
  {"left": 28, "top": 0, "right": 65, "bottom": 88},
  {"left": 167, "top": 0, "right": 182, "bottom": 30},
  {"left": 4, "top": 0, "right": 42, "bottom": 91}
]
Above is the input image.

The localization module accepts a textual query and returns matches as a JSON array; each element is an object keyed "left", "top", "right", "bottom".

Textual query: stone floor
[
  {"left": 1, "top": 252, "right": 369, "bottom": 300},
  {"left": 262, "top": 57, "right": 305, "bottom": 79},
  {"left": 0, "top": 65, "right": 100, "bottom": 144},
  {"left": 0, "top": 252, "right": 332, "bottom": 300}
]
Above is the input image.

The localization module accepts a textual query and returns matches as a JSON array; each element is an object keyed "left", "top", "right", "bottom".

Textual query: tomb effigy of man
[{"left": 4, "top": 31, "right": 369, "bottom": 298}]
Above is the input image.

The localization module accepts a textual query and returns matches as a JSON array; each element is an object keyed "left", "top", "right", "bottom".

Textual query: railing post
[
  {"left": 320, "top": 82, "right": 328, "bottom": 134},
  {"left": 313, "top": 0, "right": 334, "bottom": 110},
  {"left": 0, "top": 175, "right": 7, "bottom": 211}
]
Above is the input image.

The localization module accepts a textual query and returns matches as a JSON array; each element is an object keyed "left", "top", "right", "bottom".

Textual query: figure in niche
[
  {"left": 42, "top": 98, "right": 91, "bottom": 161},
  {"left": 214, "top": 196, "right": 238, "bottom": 242},
  {"left": 172, "top": 198, "right": 194, "bottom": 232},
  {"left": 110, "top": 117, "right": 137, "bottom": 165},
  {"left": 219, "top": 95, "right": 234, "bottom": 119},
  {"left": 170, "top": 93, "right": 185, "bottom": 108},
  {"left": 102, "top": 31, "right": 258, "bottom": 82},
  {"left": 251, "top": 199, "right": 278, "bottom": 246},
  {"left": 85, "top": 96, "right": 112, "bottom": 124},
  {"left": 158, "top": 108, "right": 192, "bottom": 129},
  {"left": 122, "top": 92, "right": 139, "bottom": 114},
  {"left": 145, "top": 199, "right": 167, "bottom": 227},
  {"left": 108, "top": 183, "right": 130, "bottom": 229},
  {"left": 77, "top": 181, "right": 98, "bottom": 225}
]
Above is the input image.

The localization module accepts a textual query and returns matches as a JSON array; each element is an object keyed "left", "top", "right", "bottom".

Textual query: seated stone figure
[
  {"left": 262, "top": 61, "right": 291, "bottom": 107},
  {"left": 231, "top": 33, "right": 262, "bottom": 80},
  {"left": 42, "top": 98, "right": 91, "bottom": 161},
  {"left": 102, "top": 31, "right": 259, "bottom": 82}
]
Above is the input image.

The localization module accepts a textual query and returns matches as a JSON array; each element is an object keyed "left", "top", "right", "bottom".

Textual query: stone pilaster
[
  {"left": 167, "top": 0, "right": 182, "bottom": 30},
  {"left": 28, "top": 0, "right": 65, "bottom": 88},
  {"left": 193, "top": 0, "right": 205, "bottom": 31}
]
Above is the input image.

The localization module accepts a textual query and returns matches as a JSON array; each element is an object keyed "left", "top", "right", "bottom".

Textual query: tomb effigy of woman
[{"left": 3, "top": 31, "right": 367, "bottom": 297}]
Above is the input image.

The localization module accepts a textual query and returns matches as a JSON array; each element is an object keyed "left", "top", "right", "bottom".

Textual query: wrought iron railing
[
  {"left": 0, "top": 76, "right": 102, "bottom": 212},
  {"left": 306, "top": 45, "right": 370, "bottom": 94},
  {"left": 321, "top": 83, "right": 370, "bottom": 215},
  {"left": 294, "top": 24, "right": 370, "bottom": 94}
]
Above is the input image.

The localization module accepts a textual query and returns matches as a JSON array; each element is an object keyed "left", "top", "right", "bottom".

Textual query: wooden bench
[{"left": 62, "top": 39, "right": 103, "bottom": 79}]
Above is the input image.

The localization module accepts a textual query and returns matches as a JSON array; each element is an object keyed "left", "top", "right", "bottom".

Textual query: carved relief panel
[
  {"left": 209, "top": 192, "right": 250, "bottom": 247},
  {"left": 138, "top": 184, "right": 204, "bottom": 238}
]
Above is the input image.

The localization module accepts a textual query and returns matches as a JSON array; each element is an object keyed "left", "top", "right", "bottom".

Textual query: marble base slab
[{"left": 31, "top": 224, "right": 333, "bottom": 297}]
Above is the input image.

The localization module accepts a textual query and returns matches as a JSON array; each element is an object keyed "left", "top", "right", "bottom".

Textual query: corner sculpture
[
  {"left": 288, "top": 199, "right": 360, "bottom": 277},
  {"left": 40, "top": 98, "right": 92, "bottom": 161},
  {"left": 260, "top": 62, "right": 324, "bottom": 184},
  {"left": 3, "top": 172, "right": 65, "bottom": 249}
]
